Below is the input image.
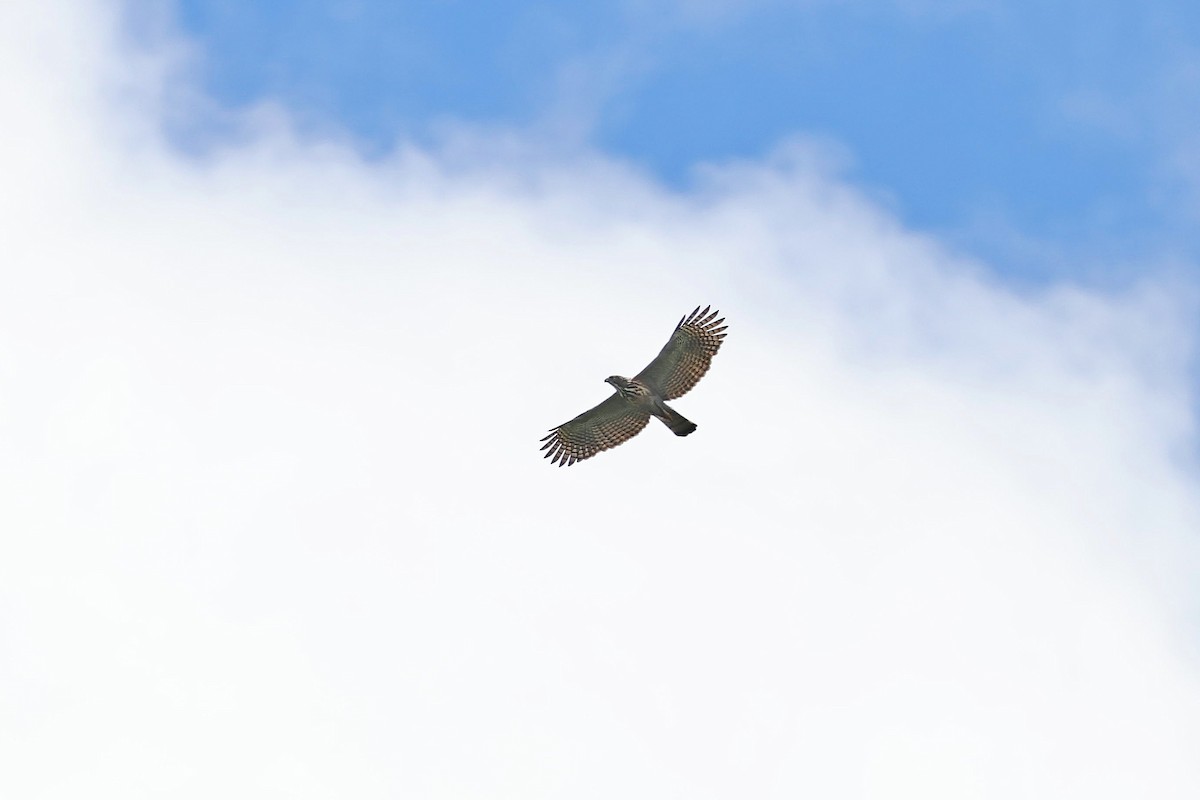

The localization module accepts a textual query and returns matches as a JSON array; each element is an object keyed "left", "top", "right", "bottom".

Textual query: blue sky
[{"left": 167, "top": 0, "right": 1200, "bottom": 285}]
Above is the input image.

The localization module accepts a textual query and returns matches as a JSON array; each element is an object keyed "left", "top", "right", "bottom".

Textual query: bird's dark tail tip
[{"left": 656, "top": 402, "right": 697, "bottom": 436}]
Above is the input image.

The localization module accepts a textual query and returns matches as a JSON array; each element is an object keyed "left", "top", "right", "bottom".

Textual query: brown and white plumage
[
  {"left": 540, "top": 305, "right": 728, "bottom": 466},
  {"left": 636, "top": 305, "right": 728, "bottom": 400},
  {"left": 538, "top": 393, "right": 652, "bottom": 467}
]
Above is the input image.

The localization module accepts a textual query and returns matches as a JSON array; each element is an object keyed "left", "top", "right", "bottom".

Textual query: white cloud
[{"left": 2, "top": 2, "right": 1199, "bottom": 798}]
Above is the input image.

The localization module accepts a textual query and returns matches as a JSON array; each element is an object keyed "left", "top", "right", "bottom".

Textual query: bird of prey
[{"left": 540, "top": 305, "right": 728, "bottom": 466}]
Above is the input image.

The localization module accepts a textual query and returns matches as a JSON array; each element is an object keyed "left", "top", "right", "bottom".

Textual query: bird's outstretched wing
[
  {"left": 634, "top": 305, "right": 728, "bottom": 400},
  {"left": 540, "top": 394, "right": 651, "bottom": 467}
]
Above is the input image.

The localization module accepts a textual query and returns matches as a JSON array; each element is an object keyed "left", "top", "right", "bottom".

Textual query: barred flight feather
[{"left": 634, "top": 304, "right": 728, "bottom": 401}]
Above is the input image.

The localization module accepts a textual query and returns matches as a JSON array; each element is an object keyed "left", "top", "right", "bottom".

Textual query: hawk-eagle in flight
[{"left": 540, "top": 305, "right": 727, "bottom": 466}]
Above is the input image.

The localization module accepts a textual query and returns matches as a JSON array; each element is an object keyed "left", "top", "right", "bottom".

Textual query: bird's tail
[{"left": 654, "top": 402, "right": 697, "bottom": 437}]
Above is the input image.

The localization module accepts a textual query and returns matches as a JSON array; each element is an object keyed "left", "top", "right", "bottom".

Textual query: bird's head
[{"left": 605, "top": 375, "right": 643, "bottom": 401}]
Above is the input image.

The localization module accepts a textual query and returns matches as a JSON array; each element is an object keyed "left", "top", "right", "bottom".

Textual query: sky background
[
  {"left": 3, "top": 1, "right": 1200, "bottom": 797},
  {"left": 163, "top": 0, "right": 1200, "bottom": 284}
]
